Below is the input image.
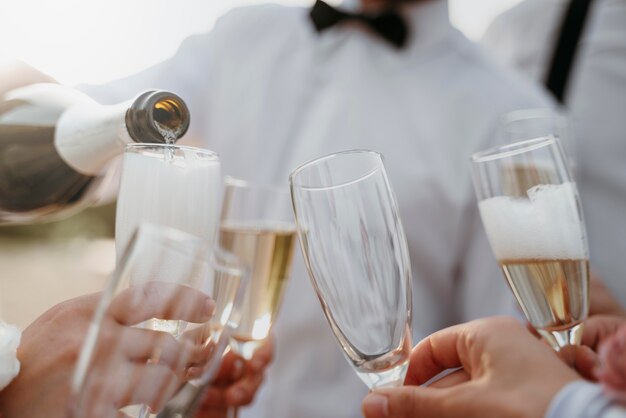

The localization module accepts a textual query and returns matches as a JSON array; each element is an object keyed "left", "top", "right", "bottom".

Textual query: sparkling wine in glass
[
  {"left": 471, "top": 136, "right": 589, "bottom": 350},
  {"left": 218, "top": 178, "right": 297, "bottom": 359},
  {"left": 290, "top": 150, "right": 413, "bottom": 389}
]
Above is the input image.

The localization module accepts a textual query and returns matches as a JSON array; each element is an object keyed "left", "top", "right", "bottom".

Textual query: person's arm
[{"left": 0, "top": 60, "right": 56, "bottom": 98}]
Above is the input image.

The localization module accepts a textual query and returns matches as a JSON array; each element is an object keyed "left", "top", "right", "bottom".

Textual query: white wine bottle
[{"left": 0, "top": 83, "right": 190, "bottom": 224}]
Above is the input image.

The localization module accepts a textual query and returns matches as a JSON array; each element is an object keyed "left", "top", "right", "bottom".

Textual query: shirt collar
[{"left": 337, "top": 0, "right": 452, "bottom": 50}]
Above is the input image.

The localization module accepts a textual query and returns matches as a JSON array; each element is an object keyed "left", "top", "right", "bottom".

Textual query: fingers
[
  {"left": 198, "top": 342, "right": 274, "bottom": 410},
  {"left": 91, "top": 323, "right": 210, "bottom": 375},
  {"left": 575, "top": 346, "right": 600, "bottom": 381},
  {"left": 362, "top": 387, "right": 454, "bottom": 418},
  {"left": 213, "top": 351, "right": 246, "bottom": 384},
  {"left": 80, "top": 362, "right": 182, "bottom": 416},
  {"left": 121, "top": 327, "right": 209, "bottom": 372},
  {"left": 108, "top": 282, "right": 215, "bottom": 325},
  {"left": 427, "top": 368, "right": 470, "bottom": 388},
  {"left": 116, "top": 362, "right": 182, "bottom": 412},
  {"left": 198, "top": 371, "right": 265, "bottom": 410},
  {"left": 212, "top": 342, "right": 272, "bottom": 384},
  {"left": 596, "top": 325, "right": 626, "bottom": 389},
  {"left": 249, "top": 337, "right": 274, "bottom": 372},
  {"left": 557, "top": 344, "right": 599, "bottom": 381},
  {"left": 405, "top": 323, "right": 467, "bottom": 385},
  {"left": 405, "top": 317, "right": 525, "bottom": 386},
  {"left": 224, "top": 368, "right": 264, "bottom": 406},
  {"left": 582, "top": 315, "right": 626, "bottom": 350},
  {"left": 557, "top": 344, "right": 578, "bottom": 367}
]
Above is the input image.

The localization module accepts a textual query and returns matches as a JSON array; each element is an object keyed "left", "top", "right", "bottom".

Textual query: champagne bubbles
[{"left": 478, "top": 182, "right": 587, "bottom": 261}]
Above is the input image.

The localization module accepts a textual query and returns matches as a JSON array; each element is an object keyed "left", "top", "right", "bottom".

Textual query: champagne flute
[
  {"left": 114, "top": 143, "right": 222, "bottom": 418},
  {"left": 69, "top": 223, "right": 248, "bottom": 418},
  {"left": 289, "top": 150, "right": 413, "bottom": 389},
  {"left": 217, "top": 177, "right": 297, "bottom": 418},
  {"left": 471, "top": 136, "right": 589, "bottom": 350}
]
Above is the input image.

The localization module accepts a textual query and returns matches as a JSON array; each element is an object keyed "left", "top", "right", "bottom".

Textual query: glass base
[
  {"left": 356, "top": 360, "right": 409, "bottom": 389},
  {"left": 119, "top": 404, "right": 154, "bottom": 418},
  {"left": 537, "top": 321, "right": 585, "bottom": 351}
]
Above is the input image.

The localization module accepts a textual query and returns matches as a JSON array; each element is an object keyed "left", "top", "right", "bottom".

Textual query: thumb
[
  {"left": 362, "top": 387, "right": 450, "bottom": 418},
  {"left": 557, "top": 344, "right": 600, "bottom": 381}
]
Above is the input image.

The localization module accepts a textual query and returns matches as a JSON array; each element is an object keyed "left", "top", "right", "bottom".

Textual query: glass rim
[
  {"left": 289, "top": 149, "right": 383, "bottom": 190},
  {"left": 224, "top": 176, "right": 289, "bottom": 195},
  {"left": 133, "top": 223, "right": 246, "bottom": 275},
  {"left": 502, "top": 107, "right": 563, "bottom": 125},
  {"left": 209, "top": 247, "right": 249, "bottom": 277},
  {"left": 471, "top": 136, "right": 558, "bottom": 163},
  {"left": 125, "top": 143, "right": 220, "bottom": 159}
]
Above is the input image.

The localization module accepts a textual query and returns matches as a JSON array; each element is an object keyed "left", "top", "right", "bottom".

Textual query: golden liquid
[
  {"left": 219, "top": 222, "right": 296, "bottom": 358},
  {"left": 501, "top": 163, "right": 558, "bottom": 198},
  {"left": 209, "top": 267, "right": 244, "bottom": 334},
  {"left": 500, "top": 258, "right": 589, "bottom": 331}
]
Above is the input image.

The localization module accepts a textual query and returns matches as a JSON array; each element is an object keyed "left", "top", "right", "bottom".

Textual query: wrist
[{"left": 524, "top": 373, "right": 581, "bottom": 418}]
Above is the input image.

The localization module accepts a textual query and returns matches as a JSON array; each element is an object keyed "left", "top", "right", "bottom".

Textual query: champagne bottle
[{"left": 0, "top": 83, "right": 190, "bottom": 224}]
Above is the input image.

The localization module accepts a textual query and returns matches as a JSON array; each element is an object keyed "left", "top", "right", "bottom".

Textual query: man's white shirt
[{"left": 82, "top": 1, "right": 551, "bottom": 416}]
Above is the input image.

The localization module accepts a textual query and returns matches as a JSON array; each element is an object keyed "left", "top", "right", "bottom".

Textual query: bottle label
[{"left": 55, "top": 102, "right": 133, "bottom": 175}]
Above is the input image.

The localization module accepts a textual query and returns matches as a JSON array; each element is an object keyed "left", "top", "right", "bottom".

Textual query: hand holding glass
[{"left": 69, "top": 224, "right": 247, "bottom": 418}]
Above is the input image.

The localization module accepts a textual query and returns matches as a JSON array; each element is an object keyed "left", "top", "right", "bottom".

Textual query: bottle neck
[
  {"left": 126, "top": 90, "right": 190, "bottom": 144},
  {"left": 55, "top": 91, "right": 190, "bottom": 176}
]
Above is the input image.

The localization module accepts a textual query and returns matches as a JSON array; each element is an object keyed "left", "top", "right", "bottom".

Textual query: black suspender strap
[{"left": 544, "top": 0, "right": 595, "bottom": 104}]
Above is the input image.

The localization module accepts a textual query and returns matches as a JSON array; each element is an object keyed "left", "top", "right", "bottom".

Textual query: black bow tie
[{"left": 309, "top": 0, "right": 409, "bottom": 49}]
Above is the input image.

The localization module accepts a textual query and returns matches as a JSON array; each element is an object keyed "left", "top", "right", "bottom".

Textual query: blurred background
[{"left": 0, "top": 0, "right": 521, "bottom": 327}]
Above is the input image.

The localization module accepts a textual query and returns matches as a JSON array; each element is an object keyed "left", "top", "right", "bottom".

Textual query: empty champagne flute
[
  {"left": 218, "top": 177, "right": 297, "bottom": 418},
  {"left": 69, "top": 223, "right": 247, "bottom": 418},
  {"left": 290, "top": 150, "right": 413, "bottom": 389},
  {"left": 471, "top": 136, "right": 589, "bottom": 350}
]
